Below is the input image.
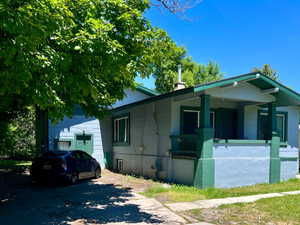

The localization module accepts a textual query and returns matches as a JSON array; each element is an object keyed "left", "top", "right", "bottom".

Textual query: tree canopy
[
  {"left": 252, "top": 64, "right": 278, "bottom": 80},
  {"left": 0, "top": 0, "right": 179, "bottom": 121},
  {"left": 152, "top": 42, "right": 223, "bottom": 93}
]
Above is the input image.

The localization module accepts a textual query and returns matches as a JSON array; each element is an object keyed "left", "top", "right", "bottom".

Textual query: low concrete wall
[
  {"left": 280, "top": 146, "right": 299, "bottom": 181},
  {"left": 112, "top": 153, "right": 195, "bottom": 185},
  {"left": 113, "top": 153, "right": 171, "bottom": 180},
  {"left": 171, "top": 158, "right": 194, "bottom": 185},
  {"left": 213, "top": 144, "right": 270, "bottom": 188}
]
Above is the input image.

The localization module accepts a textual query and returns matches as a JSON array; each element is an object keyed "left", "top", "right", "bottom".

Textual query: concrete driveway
[{"left": 0, "top": 171, "right": 186, "bottom": 225}]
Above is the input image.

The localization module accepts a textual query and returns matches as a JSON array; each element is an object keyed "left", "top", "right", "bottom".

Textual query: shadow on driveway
[{"left": 0, "top": 171, "right": 165, "bottom": 225}]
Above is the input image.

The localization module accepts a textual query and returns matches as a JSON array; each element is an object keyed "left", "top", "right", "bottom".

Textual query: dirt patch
[
  {"left": 100, "top": 169, "right": 159, "bottom": 193},
  {"left": 154, "top": 192, "right": 173, "bottom": 203}
]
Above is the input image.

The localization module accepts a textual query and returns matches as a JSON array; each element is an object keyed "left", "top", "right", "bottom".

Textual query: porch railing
[
  {"left": 170, "top": 135, "right": 197, "bottom": 153},
  {"left": 170, "top": 135, "right": 286, "bottom": 155}
]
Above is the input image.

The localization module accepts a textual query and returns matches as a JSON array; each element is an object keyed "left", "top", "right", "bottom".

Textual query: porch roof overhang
[
  {"left": 112, "top": 72, "right": 300, "bottom": 112},
  {"left": 194, "top": 72, "right": 300, "bottom": 107}
]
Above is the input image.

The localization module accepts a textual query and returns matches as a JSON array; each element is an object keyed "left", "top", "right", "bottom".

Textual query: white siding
[
  {"left": 49, "top": 89, "right": 152, "bottom": 167},
  {"left": 49, "top": 116, "right": 105, "bottom": 167}
]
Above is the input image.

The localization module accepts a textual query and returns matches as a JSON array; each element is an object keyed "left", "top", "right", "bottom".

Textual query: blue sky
[{"left": 136, "top": 0, "right": 300, "bottom": 92}]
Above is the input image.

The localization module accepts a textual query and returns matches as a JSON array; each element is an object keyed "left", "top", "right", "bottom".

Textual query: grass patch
[
  {"left": 0, "top": 160, "right": 32, "bottom": 168},
  {"left": 185, "top": 194, "right": 300, "bottom": 225},
  {"left": 257, "top": 194, "right": 300, "bottom": 223},
  {"left": 141, "top": 178, "right": 300, "bottom": 203},
  {"left": 143, "top": 185, "right": 208, "bottom": 202}
]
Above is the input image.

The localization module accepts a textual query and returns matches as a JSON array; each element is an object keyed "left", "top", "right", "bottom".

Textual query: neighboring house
[
  {"left": 48, "top": 86, "right": 158, "bottom": 169},
  {"left": 49, "top": 72, "right": 300, "bottom": 189}
]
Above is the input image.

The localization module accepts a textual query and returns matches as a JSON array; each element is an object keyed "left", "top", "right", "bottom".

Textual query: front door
[{"left": 75, "top": 134, "right": 93, "bottom": 155}]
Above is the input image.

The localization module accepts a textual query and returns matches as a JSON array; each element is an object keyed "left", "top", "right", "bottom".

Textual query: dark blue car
[{"left": 31, "top": 150, "right": 101, "bottom": 184}]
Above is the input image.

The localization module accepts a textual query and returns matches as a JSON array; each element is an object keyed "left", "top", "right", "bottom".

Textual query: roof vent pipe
[
  {"left": 174, "top": 64, "right": 186, "bottom": 90},
  {"left": 178, "top": 64, "right": 182, "bottom": 82}
]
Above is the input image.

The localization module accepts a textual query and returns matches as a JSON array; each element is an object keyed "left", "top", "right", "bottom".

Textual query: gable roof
[
  {"left": 136, "top": 85, "right": 160, "bottom": 96},
  {"left": 113, "top": 72, "right": 300, "bottom": 112}
]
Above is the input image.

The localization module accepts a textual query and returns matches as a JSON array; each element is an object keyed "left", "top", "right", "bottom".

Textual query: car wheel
[
  {"left": 94, "top": 167, "right": 101, "bottom": 179},
  {"left": 70, "top": 172, "right": 78, "bottom": 185}
]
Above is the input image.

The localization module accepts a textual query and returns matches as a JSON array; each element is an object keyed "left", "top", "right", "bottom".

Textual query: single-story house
[{"left": 49, "top": 72, "right": 300, "bottom": 188}]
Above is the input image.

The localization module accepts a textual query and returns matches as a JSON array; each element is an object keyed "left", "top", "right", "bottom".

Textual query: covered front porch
[{"left": 169, "top": 74, "right": 299, "bottom": 189}]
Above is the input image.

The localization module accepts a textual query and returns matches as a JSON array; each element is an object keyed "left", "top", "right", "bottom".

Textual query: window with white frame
[
  {"left": 181, "top": 109, "right": 215, "bottom": 135},
  {"left": 258, "top": 111, "right": 287, "bottom": 142},
  {"left": 113, "top": 115, "right": 130, "bottom": 144}
]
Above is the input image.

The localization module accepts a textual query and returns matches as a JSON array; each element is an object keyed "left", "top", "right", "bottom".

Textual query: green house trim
[
  {"left": 74, "top": 133, "right": 94, "bottom": 155},
  {"left": 257, "top": 110, "right": 288, "bottom": 142},
  {"left": 113, "top": 73, "right": 300, "bottom": 113},
  {"left": 180, "top": 106, "right": 216, "bottom": 135},
  {"left": 136, "top": 85, "right": 160, "bottom": 96},
  {"left": 280, "top": 157, "right": 298, "bottom": 162}
]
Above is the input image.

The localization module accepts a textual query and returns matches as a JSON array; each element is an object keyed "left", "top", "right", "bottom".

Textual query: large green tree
[
  {"left": 252, "top": 64, "right": 278, "bottom": 80},
  {"left": 1, "top": 0, "right": 187, "bottom": 152},
  {"left": 0, "top": 0, "right": 175, "bottom": 120}
]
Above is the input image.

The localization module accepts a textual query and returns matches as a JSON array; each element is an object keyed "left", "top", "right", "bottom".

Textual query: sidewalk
[{"left": 166, "top": 190, "right": 300, "bottom": 212}]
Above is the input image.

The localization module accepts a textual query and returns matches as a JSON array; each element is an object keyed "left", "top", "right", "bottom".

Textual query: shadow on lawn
[{"left": 0, "top": 171, "right": 163, "bottom": 225}]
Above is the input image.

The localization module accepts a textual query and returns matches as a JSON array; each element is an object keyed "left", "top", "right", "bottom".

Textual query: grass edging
[
  {"left": 141, "top": 178, "right": 300, "bottom": 203},
  {"left": 184, "top": 194, "right": 300, "bottom": 225}
]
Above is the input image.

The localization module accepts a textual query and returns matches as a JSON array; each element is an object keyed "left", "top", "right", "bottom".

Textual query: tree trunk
[{"left": 35, "top": 106, "right": 49, "bottom": 154}]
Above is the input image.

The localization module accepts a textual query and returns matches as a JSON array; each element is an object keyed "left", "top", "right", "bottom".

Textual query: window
[
  {"left": 181, "top": 108, "right": 215, "bottom": 135},
  {"left": 258, "top": 111, "right": 287, "bottom": 142},
  {"left": 113, "top": 115, "right": 130, "bottom": 144},
  {"left": 55, "top": 139, "right": 72, "bottom": 150}
]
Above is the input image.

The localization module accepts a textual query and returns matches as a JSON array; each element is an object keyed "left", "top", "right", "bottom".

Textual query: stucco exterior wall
[
  {"left": 213, "top": 144, "right": 270, "bottom": 188},
  {"left": 113, "top": 98, "right": 172, "bottom": 179},
  {"left": 280, "top": 146, "right": 299, "bottom": 181},
  {"left": 171, "top": 158, "right": 194, "bottom": 185},
  {"left": 244, "top": 105, "right": 259, "bottom": 140}
]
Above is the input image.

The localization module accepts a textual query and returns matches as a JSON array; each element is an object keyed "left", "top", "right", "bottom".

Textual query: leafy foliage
[
  {"left": 183, "top": 58, "right": 223, "bottom": 87},
  {"left": 252, "top": 64, "right": 278, "bottom": 80},
  {"left": 0, "top": 108, "right": 35, "bottom": 160},
  {"left": 0, "top": 0, "right": 174, "bottom": 120},
  {"left": 152, "top": 41, "right": 223, "bottom": 93}
]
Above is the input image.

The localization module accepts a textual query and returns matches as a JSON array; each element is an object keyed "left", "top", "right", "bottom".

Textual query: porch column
[
  {"left": 193, "top": 94, "right": 215, "bottom": 189},
  {"left": 237, "top": 105, "right": 244, "bottom": 139},
  {"left": 268, "top": 102, "right": 280, "bottom": 183}
]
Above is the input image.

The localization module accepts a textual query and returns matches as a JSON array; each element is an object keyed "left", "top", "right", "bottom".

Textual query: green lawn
[
  {"left": 0, "top": 159, "right": 32, "bottom": 168},
  {"left": 185, "top": 194, "right": 300, "bottom": 225},
  {"left": 141, "top": 178, "right": 300, "bottom": 203}
]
